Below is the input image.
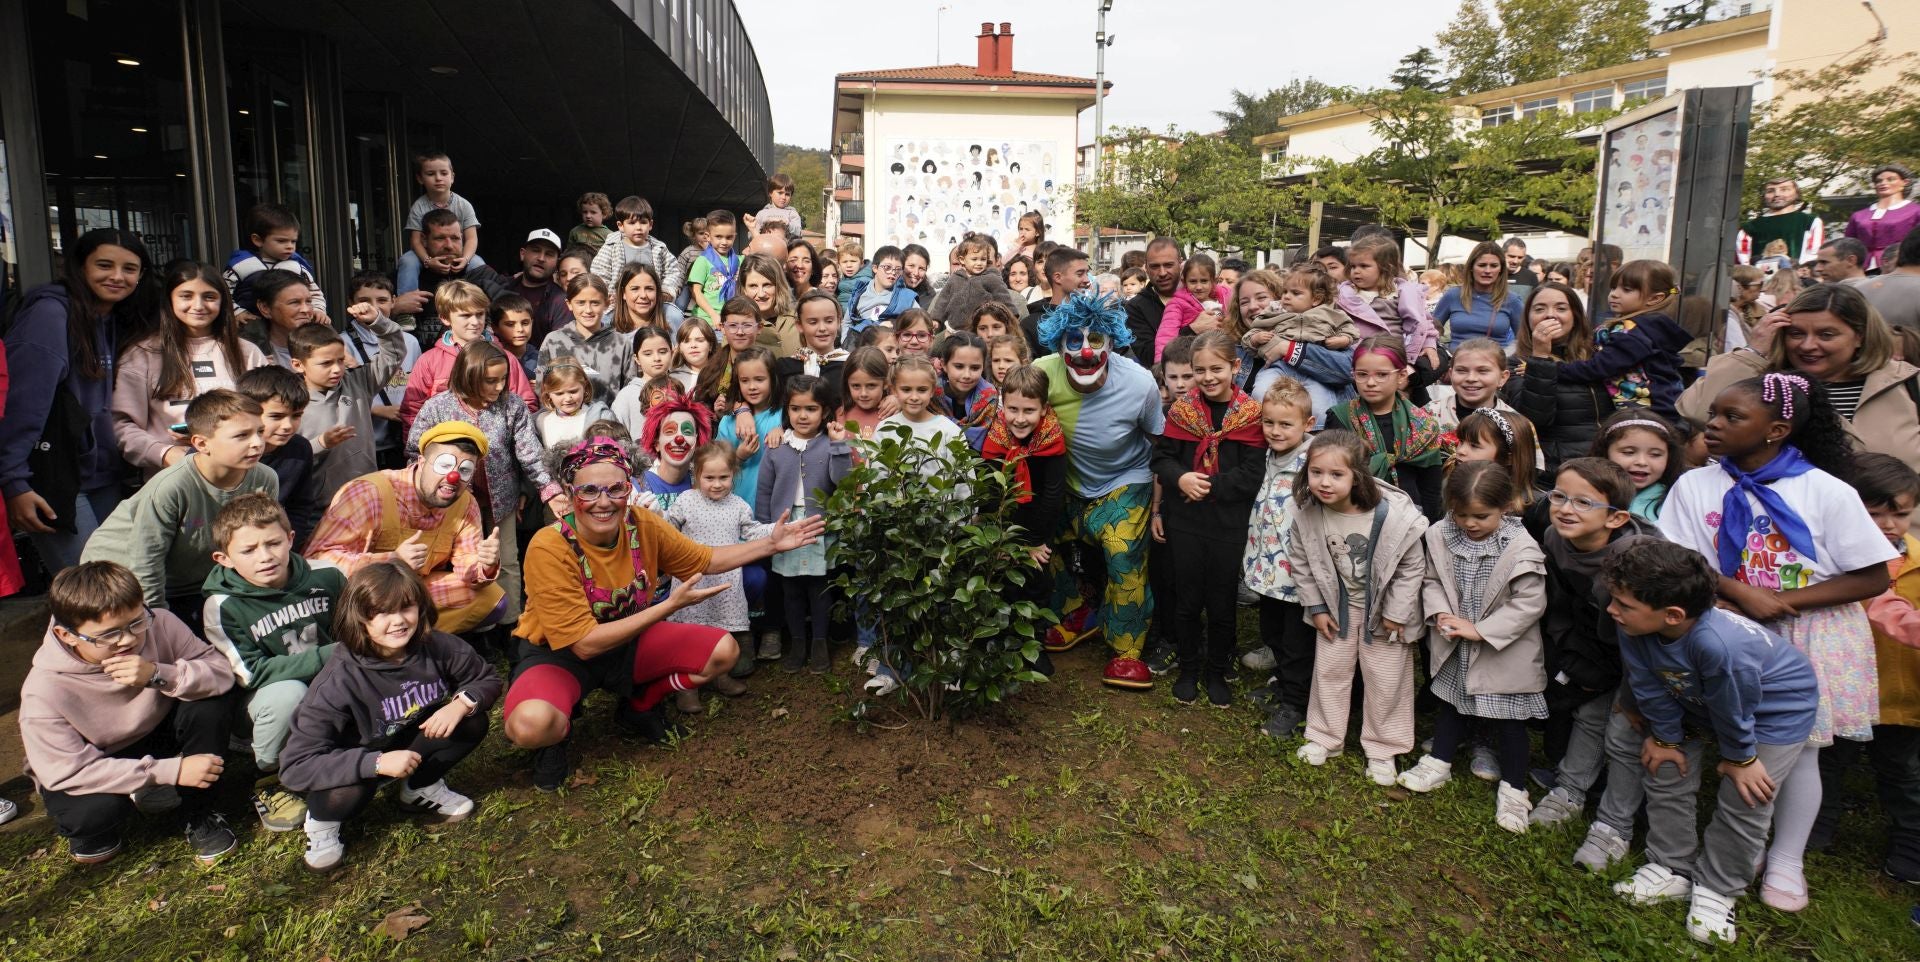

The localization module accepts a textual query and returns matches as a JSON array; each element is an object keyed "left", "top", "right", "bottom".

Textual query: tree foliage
[
  {"left": 1438, "top": 0, "right": 1653, "bottom": 92},
  {"left": 1075, "top": 129, "right": 1302, "bottom": 255},
  {"left": 1391, "top": 47, "right": 1444, "bottom": 92},
  {"left": 825, "top": 427, "right": 1052, "bottom": 722},
  {"left": 1304, "top": 88, "right": 1598, "bottom": 258},
  {"left": 773, "top": 143, "right": 829, "bottom": 234},
  {"left": 1745, "top": 49, "right": 1920, "bottom": 215},
  {"left": 1213, "top": 79, "right": 1338, "bottom": 147}
]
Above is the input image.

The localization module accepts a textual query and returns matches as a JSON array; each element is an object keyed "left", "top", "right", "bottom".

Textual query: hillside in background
[{"left": 774, "top": 143, "right": 829, "bottom": 234}]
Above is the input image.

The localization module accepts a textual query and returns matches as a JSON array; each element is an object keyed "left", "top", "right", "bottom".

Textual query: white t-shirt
[{"left": 1659, "top": 464, "right": 1896, "bottom": 590}]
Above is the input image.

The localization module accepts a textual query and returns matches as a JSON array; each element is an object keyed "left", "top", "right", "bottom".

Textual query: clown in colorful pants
[{"left": 1047, "top": 481, "right": 1154, "bottom": 689}]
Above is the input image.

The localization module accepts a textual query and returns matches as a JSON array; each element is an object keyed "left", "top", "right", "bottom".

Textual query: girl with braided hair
[{"left": 1659, "top": 372, "right": 1898, "bottom": 914}]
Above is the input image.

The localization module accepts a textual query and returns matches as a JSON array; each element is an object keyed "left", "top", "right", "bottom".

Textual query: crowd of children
[{"left": 8, "top": 154, "right": 1920, "bottom": 947}]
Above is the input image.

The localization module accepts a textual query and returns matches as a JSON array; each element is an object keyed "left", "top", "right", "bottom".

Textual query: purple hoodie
[{"left": 0, "top": 284, "right": 127, "bottom": 497}]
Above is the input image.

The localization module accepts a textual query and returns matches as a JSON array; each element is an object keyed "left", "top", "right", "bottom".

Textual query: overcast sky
[{"left": 731, "top": 0, "right": 1462, "bottom": 148}]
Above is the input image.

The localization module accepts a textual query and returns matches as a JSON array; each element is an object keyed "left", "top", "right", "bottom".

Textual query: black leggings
[
  {"left": 783, "top": 574, "right": 832, "bottom": 643},
  {"left": 1169, "top": 534, "right": 1240, "bottom": 674},
  {"left": 305, "top": 713, "right": 488, "bottom": 823},
  {"left": 39, "top": 690, "right": 236, "bottom": 848},
  {"left": 1257, "top": 597, "right": 1314, "bottom": 712},
  {"left": 1430, "top": 702, "right": 1530, "bottom": 786}
]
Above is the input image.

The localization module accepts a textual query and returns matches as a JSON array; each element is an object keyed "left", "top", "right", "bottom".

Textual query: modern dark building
[{"left": 0, "top": 0, "right": 772, "bottom": 298}]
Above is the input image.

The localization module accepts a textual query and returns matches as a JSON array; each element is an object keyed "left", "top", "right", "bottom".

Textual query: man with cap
[
  {"left": 304, "top": 421, "right": 505, "bottom": 634},
  {"left": 512, "top": 228, "right": 571, "bottom": 344}
]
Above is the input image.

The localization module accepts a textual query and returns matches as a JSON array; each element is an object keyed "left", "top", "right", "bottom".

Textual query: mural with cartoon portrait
[{"left": 878, "top": 138, "right": 1064, "bottom": 253}]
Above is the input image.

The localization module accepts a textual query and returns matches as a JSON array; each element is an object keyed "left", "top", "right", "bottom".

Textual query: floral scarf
[
  {"left": 555, "top": 507, "right": 650, "bottom": 624},
  {"left": 947, "top": 380, "right": 1000, "bottom": 428},
  {"left": 1337, "top": 398, "right": 1445, "bottom": 480},
  {"left": 979, "top": 408, "right": 1065, "bottom": 503},
  {"left": 1162, "top": 386, "right": 1264, "bottom": 475}
]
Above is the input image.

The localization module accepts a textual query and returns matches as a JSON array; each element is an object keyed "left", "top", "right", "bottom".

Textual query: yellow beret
[{"left": 418, "top": 420, "right": 489, "bottom": 457}]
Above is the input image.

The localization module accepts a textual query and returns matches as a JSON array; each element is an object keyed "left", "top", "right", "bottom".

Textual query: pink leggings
[{"left": 504, "top": 622, "right": 728, "bottom": 727}]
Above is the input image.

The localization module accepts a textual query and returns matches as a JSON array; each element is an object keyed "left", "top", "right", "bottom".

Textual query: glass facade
[{"left": 227, "top": 29, "right": 317, "bottom": 265}]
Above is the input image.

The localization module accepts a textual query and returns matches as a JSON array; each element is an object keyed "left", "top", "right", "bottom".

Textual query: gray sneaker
[
  {"left": 1240, "top": 647, "right": 1277, "bottom": 672},
  {"left": 757, "top": 631, "right": 783, "bottom": 662},
  {"left": 0, "top": 797, "right": 18, "bottom": 826},
  {"left": 1576, "top": 821, "right": 1632, "bottom": 872},
  {"left": 1529, "top": 787, "right": 1582, "bottom": 828}
]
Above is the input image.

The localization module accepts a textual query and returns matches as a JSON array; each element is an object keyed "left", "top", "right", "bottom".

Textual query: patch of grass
[{"left": 1, "top": 646, "right": 1913, "bottom": 961}]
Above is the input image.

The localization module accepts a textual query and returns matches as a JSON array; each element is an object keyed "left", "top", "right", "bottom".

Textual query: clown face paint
[
  {"left": 1060, "top": 327, "right": 1110, "bottom": 392},
  {"left": 423, "top": 450, "right": 477, "bottom": 507},
  {"left": 656, "top": 412, "right": 698, "bottom": 467}
]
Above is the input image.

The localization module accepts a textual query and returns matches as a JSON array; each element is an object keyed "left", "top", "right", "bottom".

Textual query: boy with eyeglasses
[
  {"left": 19, "top": 561, "right": 239, "bottom": 865},
  {"left": 841, "top": 245, "right": 917, "bottom": 339}
]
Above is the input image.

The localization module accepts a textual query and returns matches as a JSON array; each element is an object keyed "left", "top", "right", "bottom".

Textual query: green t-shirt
[{"left": 686, "top": 252, "right": 739, "bottom": 323}]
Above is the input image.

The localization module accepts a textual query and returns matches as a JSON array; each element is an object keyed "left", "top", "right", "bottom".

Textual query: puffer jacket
[
  {"left": 1287, "top": 483, "right": 1429, "bottom": 637},
  {"left": 1419, "top": 519, "right": 1549, "bottom": 696},
  {"left": 1504, "top": 355, "right": 1613, "bottom": 484}
]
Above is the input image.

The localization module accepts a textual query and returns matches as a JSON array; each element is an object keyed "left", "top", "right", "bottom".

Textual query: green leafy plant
[{"left": 825, "top": 424, "right": 1052, "bottom": 721}]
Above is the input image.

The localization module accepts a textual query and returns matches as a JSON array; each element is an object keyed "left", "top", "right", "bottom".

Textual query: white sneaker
[
  {"left": 1240, "top": 647, "right": 1276, "bottom": 672},
  {"left": 1365, "top": 758, "right": 1398, "bottom": 787},
  {"left": 398, "top": 779, "right": 474, "bottom": 822},
  {"left": 1296, "top": 742, "right": 1341, "bottom": 766},
  {"left": 1495, "top": 782, "right": 1531, "bottom": 834},
  {"left": 1397, "top": 755, "right": 1454, "bottom": 793},
  {"left": 303, "top": 817, "right": 343, "bottom": 871},
  {"left": 1529, "top": 787, "right": 1581, "bottom": 828},
  {"left": 131, "top": 784, "right": 180, "bottom": 814},
  {"left": 1574, "top": 821, "right": 1631, "bottom": 872},
  {"left": 0, "top": 797, "right": 17, "bottom": 826},
  {"left": 1470, "top": 745, "right": 1501, "bottom": 782},
  {"left": 1685, "top": 888, "right": 1737, "bottom": 944},
  {"left": 1614, "top": 863, "right": 1692, "bottom": 905}
]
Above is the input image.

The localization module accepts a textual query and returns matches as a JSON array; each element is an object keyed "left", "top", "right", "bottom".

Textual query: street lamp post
[{"left": 1088, "top": 0, "right": 1113, "bottom": 263}]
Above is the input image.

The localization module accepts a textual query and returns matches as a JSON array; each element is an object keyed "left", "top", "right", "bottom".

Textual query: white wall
[
  {"left": 1283, "top": 120, "right": 1384, "bottom": 169},
  {"left": 1666, "top": 44, "right": 1769, "bottom": 98},
  {"left": 860, "top": 92, "right": 1082, "bottom": 259}
]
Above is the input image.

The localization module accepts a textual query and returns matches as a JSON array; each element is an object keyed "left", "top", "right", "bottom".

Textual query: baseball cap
[{"left": 524, "top": 228, "right": 562, "bottom": 250}]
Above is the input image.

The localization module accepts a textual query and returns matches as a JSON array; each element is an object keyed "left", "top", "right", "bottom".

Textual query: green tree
[
  {"left": 1654, "top": 0, "right": 1716, "bottom": 33},
  {"left": 773, "top": 143, "right": 829, "bottom": 233},
  {"left": 1391, "top": 47, "right": 1444, "bottom": 92},
  {"left": 1075, "top": 128, "right": 1303, "bottom": 256},
  {"left": 1213, "top": 79, "right": 1338, "bottom": 147},
  {"left": 1304, "top": 87, "right": 1598, "bottom": 259},
  {"left": 1438, "top": 0, "right": 1653, "bottom": 92},
  {"left": 1745, "top": 49, "right": 1920, "bottom": 214}
]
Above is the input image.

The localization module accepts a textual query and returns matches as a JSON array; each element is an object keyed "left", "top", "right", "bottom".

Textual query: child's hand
[
  {"left": 546, "top": 494, "right": 572, "bottom": 518},
  {"left": 175, "top": 754, "right": 225, "bottom": 789},
  {"left": 826, "top": 420, "right": 849, "bottom": 442},
  {"left": 477, "top": 525, "right": 503, "bottom": 569},
  {"left": 163, "top": 444, "right": 188, "bottom": 467},
  {"left": 1311, "top": 613, "right": 1339, "bottom": 642},
  {"left": 735, "top": 433, "right": 760, "bottom": 459},
  {"left": 101, "top": 654, "right": 156, "bottom": 689},
  {"left": 1381, "top": 618, "right": 1407, "bottom": 644},
  {"left": 1177, "top": 472, "right": 1211, "bottom": 502},
  {"left": 1617, "top": 704, "right": 1647, "bottom": 734},
  {"left": 1726, "top": 579, "right": 1798, "bottom": 622},
  {"left": 372, "top": 404, "right": 399, "bottom": 422},
  {"left": 320, "top": 425, "right": 357, "bottom": 450},
  {"left": 735, "top": 408, "right": 757, "bottom": 443},
  {"left": 764, "top": 427, "right": 785, "bottom": 450},
  {"left": 1717, "top": 758, "right": 1777, "bottom": 808},
  {"left": 1640, "top": 737, "right": 1688, "bottom": 776},
  {"left": 420, "top": 701, "right": 470, "bottom": 740},
  {"left": 1027, "top": 544, "right": 1052, "bottom": 567},
  {"left": 1421, "top": 347, "right": 1440, "bottom": 369},
  {"left": 346, "top": 302, "right": 376, "bottom": 323},
  {"left": 1150, "top": 513, "right": 1165, "bottom": 543},
  {"left": 1436, "top": 614, "right": 1482, "bottom": 641},
  {"left": 376, "top": 749, "right": 422, "bottom": 779},
  {"left": 878, "top": 395, "right": 901, "bottom": 419},
  {"left": 1189, "top": 309, "right": 1223, "bottom": 334},
  {"left": 1247, "top": 330, "right": 1274, "bottom": 348}
]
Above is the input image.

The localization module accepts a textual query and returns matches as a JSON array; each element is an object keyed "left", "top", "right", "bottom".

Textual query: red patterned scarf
[
  {"left": 980, "top": 409, "right": 1066, "bottom": 503},
  {"left": 1162, "top": 387, "right": 1264, "bottom": 475}
]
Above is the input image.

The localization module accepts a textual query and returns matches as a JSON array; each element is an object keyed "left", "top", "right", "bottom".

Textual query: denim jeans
[
  {"left": 1248, "top": 343, "right": 1354, "bottom": 428},
  {"left": 396, "top": 251, "right": 487, "bottom": 294}
]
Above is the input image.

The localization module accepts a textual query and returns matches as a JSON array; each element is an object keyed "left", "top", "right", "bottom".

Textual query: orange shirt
[{"left": 515, "top": 507, "right": 713, "bottom": 651}]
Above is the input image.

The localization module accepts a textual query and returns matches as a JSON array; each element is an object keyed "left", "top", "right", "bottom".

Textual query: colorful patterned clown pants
[{"left": 1049, "top": 482, "right": 1153, "bottom": 660}]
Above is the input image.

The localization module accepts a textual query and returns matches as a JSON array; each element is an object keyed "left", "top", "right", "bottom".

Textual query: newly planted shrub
[{"left": 826, "top": 423, "right": 1052, "bottom": 720}]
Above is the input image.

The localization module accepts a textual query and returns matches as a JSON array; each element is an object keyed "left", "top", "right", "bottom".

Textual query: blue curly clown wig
[{"left": 1038, "top": 291, "right": 1134, "bottom": 353}]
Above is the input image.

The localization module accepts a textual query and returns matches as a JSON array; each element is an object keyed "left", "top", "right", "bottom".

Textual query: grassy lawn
[{"left": 0, "top": 640, "right": 1912, "bottom": 961}]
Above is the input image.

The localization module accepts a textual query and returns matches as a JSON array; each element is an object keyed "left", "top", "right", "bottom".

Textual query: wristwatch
[{"left": 146, "top": 670, "right": 171, "bottom": 692}]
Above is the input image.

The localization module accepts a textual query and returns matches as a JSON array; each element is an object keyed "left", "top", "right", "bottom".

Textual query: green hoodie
[{"left": 202, "top": 554, "right": 347, "bottom": 689}]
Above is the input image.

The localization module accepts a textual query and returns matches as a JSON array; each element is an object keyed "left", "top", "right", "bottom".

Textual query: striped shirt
[{"left": 1825, "top": 378, "right": 1867, "bottom": 422}]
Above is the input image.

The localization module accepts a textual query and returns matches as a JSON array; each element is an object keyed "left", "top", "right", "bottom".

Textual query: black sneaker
[
  {"left": 1204, "top": 674, "right": 1232, "bottom": 708},
  {"left": 1145, "top": 644, "right": 1177, "bottom": 676},
  {"left": 532, "top": 743, "right": 570, "bottom": 792},
  {"left": 70, "top": 832, "right": 123, "bottom": 865},
  {"left": 615, "top": 703, "right": 684, "bottom": 744},
  {"left": 185, "top": 812, "right": 238, "bottom": 864},
  {"left": 808, "top": 639, "right": 831, "bottom": 674},
  {"left": 1260, "top": 705, "right": 1306, "bottom": 739},
  {"left": 1246, "top": 684, "right": 1283, "bottom": 712},
  {"left": 1171, "top": 668, "right": 1200, "bottom": 704},
  {"left": 1529, "top": 767, "right": 1559, "bottom": 792}
]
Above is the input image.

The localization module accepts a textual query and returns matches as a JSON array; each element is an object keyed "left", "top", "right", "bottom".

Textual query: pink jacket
[
  {"left": 112, "top": 335, "right": 269, "bottom": 473},
  {"left": 1338, "top": 278, "right": 1439, "bottom": 356},
  {"left": 1154, "top": 283, "right": 1232, "bottom": 361},
  {"left": 399, "top": 332, "right": 538, "bottom": 434},
  {"left": 19, "top": 609, "right": 234, "bottom": 794}
]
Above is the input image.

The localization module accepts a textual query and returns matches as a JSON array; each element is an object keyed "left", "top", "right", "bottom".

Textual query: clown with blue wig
[{"left": 1031, "top": 292, "right": 1166, "bottom": 689}]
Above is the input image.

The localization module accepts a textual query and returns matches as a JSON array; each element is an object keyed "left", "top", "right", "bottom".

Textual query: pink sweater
[
  {"left": 1337, "top": 278, "right": 1439, "bottom": 355},
  {"left": 1153, "top": 283, "right": 1233, "bottom": 361},
  {"left": 112, "top": 335, "right": 269, "bottom": 473},
  {"left": 19, "top": 609, "right": 235, "bottom": 795},
  {"left": 399, "top": 332, "right": 539, "bottom": 434}
]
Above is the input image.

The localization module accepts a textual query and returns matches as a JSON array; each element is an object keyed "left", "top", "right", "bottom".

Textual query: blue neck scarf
[{"left": 1716, "top": 444, "right": 1818, "bottom": 579}]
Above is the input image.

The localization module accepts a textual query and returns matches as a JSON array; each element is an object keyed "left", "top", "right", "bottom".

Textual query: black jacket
[
  {"left": 1505, "top": 357, "right": 1615, "bottom": 486},
  {"left": 1540, "top": 520, "right": 1661, "bottom": 697},
  {"left": 1151, "top": 398, "right": 1266, "bottom": 544},
  {"left": 279, "top": 630, "right": 501, "bottom": 792},
  {"left": 1122, "top": 290, "right": 1167, "bottom": 363}
]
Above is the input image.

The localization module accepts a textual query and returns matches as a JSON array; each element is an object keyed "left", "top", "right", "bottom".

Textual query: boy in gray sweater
[{"left": 290, "top": 302, "right": 407, "bottom": 505}]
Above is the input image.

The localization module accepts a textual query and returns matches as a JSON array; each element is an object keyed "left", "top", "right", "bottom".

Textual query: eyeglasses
[
  {"left": 722, "top": 320, "right": 761, "bottom": 333},
  {"left": 897, "top": 330, "right": 933, "bottom": 344},
  {"left": 60, "top": 610, "right": 153, "bottom": 647},
  {"left": 873, "top": 263, "right": 902, "bottom": 274},
  {"left": 1546, "top": 489, "right": 1622, "bottom": 514},
  {"left": 573, "top": 481, "right": 634, "bottom": 503}
]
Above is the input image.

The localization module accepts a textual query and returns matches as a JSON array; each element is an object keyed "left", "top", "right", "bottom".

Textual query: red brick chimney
[
  {"left": 976, "top": 22, "right": 998, "bottom": 74},
  {"left": 994, "top": 22, "right": 1014, "bottom": 76}
]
